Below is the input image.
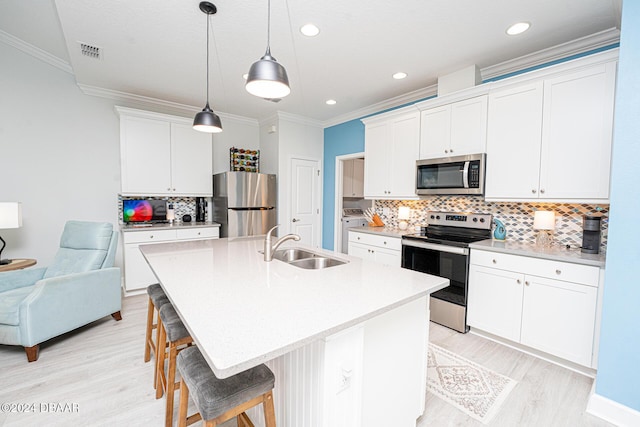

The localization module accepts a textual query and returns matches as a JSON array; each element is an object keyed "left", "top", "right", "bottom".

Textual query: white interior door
[{"left": 291, "top": 158, "right": 320, "bottom": 247}]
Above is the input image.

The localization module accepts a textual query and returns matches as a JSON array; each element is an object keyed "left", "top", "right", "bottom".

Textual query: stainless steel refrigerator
[{"left": 212, "top": 172, "right": 277, "bottom": 237}]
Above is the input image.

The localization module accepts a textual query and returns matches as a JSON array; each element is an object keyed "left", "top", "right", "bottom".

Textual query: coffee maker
[
  {"left": 581, "top": 215, "right": 602, "bottom": 254},
  {"left": 195, "top": 197, "right": 207, "bottom": 222}
]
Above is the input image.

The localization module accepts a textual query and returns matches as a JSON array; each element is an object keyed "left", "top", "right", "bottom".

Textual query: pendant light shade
[
  {"left": 246, "top": 0, "right": 290, "bottom": 99},
  {"left": 193, "top": 103, "right": 223, "bottom": 133},
  {"left": 193, "top": 2, "right": 223, "bottom": 133}
]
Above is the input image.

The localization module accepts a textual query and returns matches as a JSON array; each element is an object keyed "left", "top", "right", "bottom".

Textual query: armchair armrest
[
  {"left": 18, "top": 267, "right": 121, "bottom": 347},
  {"left": 0, "top": 267, "right": 46, "bottom": 293}
]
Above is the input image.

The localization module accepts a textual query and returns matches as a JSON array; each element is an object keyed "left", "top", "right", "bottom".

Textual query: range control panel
[{"left": 426, "top": 211, "right": 493, "bottom": 230}]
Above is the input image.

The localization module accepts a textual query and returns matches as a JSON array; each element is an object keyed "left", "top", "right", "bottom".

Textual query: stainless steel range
[{"left": 401, "top": 211, "right": 492, "bottom": 333}]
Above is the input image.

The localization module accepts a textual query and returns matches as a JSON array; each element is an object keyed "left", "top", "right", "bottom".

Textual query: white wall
[
  {"left": 0, "top": 42, "right": 121, "bottom": 267},
  {"left": 212, "top": 114, "right": 259, "bottom": 174},
  {"left": 0, "top": 41, "right": 262, "bottom": 269}
]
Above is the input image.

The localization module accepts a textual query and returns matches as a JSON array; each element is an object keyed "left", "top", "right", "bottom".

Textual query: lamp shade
[
  {"left": 245, "top": 50, "right": 291, "bottom": 99},
  {"left": 193, "top": 104, "right": 223, "bottom": 133},
  {"left": 0, "top": 202, "right": 22, "bottom": 229},
  {"left": 398, "top": 206, "right": 411, "bottom": 220},
  {"left": 533, "top": 211, "right": 555, "bottom": 230}
]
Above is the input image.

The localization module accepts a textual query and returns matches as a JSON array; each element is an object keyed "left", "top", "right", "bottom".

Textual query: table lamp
[
  {"left": 533, "top": 210, "right": 555, "bottom": 247},
  {"left": 398, "top": 206, "right": 411, "bottom": 230},
  {"left": 0, "top": 202, "right": 23, "bottom": 265}
]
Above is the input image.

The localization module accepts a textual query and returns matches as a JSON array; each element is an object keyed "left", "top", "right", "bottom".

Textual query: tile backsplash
[
  {"left": 118, "top": 196, "right": 203, "bottom": 223},
  {"left": 375, "top": 196, "right": 608, "bottom": 250}
]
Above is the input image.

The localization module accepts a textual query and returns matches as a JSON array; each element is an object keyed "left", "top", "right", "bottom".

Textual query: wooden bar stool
[
  {"left": 144, "top": 284, "right": 170, "bottom": 388},
  {"left": 176, "top": 346, "right": 276, "bottom": 427},
  {"left": 156, "top": 303, "right": 194, "bottom": 427}
]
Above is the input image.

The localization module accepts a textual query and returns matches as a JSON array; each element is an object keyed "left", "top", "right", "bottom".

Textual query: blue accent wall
[
  {"left": 322, "top": 119, "right": 365, "bottom": 249},
  {"left": 594, "top": 2, "right": 640, "bottom": 411}
]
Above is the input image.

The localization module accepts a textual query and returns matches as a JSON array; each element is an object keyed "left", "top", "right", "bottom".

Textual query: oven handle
[{"left": 402, "top": 240, "right": 469, "bottom": 255}]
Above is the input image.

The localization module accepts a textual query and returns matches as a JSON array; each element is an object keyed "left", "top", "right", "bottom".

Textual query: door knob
[{"left": 292, "top": 218, "right": 300, "bottom": 222}]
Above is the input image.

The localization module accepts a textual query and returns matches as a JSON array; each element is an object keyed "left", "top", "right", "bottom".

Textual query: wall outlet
[{"left": 337, "top": 365, "right": 353, "bottom": 393}]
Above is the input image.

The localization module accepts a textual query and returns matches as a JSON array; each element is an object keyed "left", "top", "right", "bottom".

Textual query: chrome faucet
[{"left": 264, "top": 225, "right": 301, "bottom": 261}]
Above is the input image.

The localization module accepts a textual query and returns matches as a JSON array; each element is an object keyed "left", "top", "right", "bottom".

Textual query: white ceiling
[{"left": 0, "top": 0, "right": 622, "bottom": 125}]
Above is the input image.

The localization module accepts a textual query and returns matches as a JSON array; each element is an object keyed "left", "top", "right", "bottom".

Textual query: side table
[{"left": 0, "top": 259, "right": 37, "bottom": 272}]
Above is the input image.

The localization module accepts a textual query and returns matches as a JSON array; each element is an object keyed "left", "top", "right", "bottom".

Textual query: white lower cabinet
[
  {"left": 468, "top": 249, "right": 600, "bottom": 367},
  {"left": 348, "top": 231, "right": 401, "bottom": 267},
  {"left": 122, "top": 227, "right": 219, "bottom": 293}
]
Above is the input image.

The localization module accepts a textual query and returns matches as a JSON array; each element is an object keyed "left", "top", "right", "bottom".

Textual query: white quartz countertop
[
  {"left": 140, "top": 237, "right": 448, "bottom": 378},
  {"left": 469, "top": 239, "right": 606, "bottom": 268},
  {"left": 349, "top": 226, "right": 408, "bottom": 238},
  {"left": 120, "top": 221, "right": 220, "bottom": 232}
]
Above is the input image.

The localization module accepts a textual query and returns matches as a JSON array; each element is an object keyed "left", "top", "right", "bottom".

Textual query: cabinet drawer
[
  {"left": 123, "top": 229, "right": 177, "bottom": 244},
  {"left": 349, "top": 232, "right": 401, "bottom": 251},
  {"left": 470, "top": 249, "right": 599, "bottom": 287},
  {"left": 176, "top": 227, "right": 219, "bottom": 240}
]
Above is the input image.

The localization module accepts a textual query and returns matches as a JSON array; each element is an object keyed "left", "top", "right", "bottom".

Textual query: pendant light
[
  {"left": 193, "top": 1, "right": 223, "bottom": 133},
  {"left": 245, "top": 0, "right": 291, "bottom": 99}
]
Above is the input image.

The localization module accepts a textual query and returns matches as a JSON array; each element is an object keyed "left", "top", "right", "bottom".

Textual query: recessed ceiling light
[
  {"left": 326, "top": 99, "right": 337, "bottom": 105},
  {"left": 393, "top": 72, "right": 408, "bottom": 80},
  {"left": 300, "top": 23, "right": 320, "bottom": 37},
  {"left": 506, "top": 22, "right": 531, "bottom": 36}
]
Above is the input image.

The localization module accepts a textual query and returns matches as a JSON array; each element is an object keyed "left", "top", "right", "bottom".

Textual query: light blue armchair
[{"left": 0, "top": 221, "right": 122, "bottom": 362}]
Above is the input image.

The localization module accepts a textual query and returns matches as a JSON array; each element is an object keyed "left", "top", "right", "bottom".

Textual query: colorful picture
[{"left": 123, "top": 200, "right": 153, "bottom": 222}]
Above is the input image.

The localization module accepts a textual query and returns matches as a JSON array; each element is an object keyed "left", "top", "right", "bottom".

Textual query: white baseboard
[{"left": 587, "top": 382, "right": 640, "bottom": 427}]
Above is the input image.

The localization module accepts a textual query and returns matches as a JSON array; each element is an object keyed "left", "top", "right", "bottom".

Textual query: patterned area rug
[{"left": 427, "top": 344, "right": 517, "bottom": 424}]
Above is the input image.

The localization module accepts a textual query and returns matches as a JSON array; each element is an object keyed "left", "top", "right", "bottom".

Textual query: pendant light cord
[
  {"left": 266, "top": 0, "right": 271, "bottom": 50},
  {"left": 206, "top": 12, "right": 210, "bottom": 105}
]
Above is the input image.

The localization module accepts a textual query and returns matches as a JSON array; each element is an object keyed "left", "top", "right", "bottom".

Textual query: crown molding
[
  {"left": 322, "top": 28, "right": 620, "bottom": 129},
  {"left": 78, "top": 83, "right": 258, "bottom": 126},
  {"left": 0, "top": 29, "right": 73, "bottom": 74},
  {"left": 275, "top": 111, "right": 324, "bottom": 128},
  {"left": 481, "top": 27, "right": 620, "bottom": 81},
  {"left": 322, "top": 84, "right": 437, "bottom": 128}
]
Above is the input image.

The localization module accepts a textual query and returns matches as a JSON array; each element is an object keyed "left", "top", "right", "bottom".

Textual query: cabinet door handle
[
  {"left": 540, "top": 189, "right": 545, "bottom": 194},
  {"left": 357, "top": 236, "right": 360, "bottom": 240},
  {"left": 292, "top": 218, "right": 300, "bottom": 222},
  {"left": 531, "top": 189, "right": 537, "bottom": 194},
  {"left": 492, "top": 259, "right": 497, "bottom": 264},
  {"left": 555, "top": 269, "right": 561, "bottom": 275},
  {"left": 525, "top": 281, "right": 530, "bottom": 286},
  {"left": 167, "top": 188, "right": 171, "bottom": 191},
  {"left": 150, "top": 235, "right": 154, "bottom": 239},
  {"left": 383, "top": 241, "right": 387, "bottom": 245},
  {"left": 516, "top": 279, "right": 521, "bottom": 284},
  {"left": 444, "top": 149, "right": 449, "bottom": 154},
  {"left": 450, "top": 149, "right": 453, "bottom": 153}
]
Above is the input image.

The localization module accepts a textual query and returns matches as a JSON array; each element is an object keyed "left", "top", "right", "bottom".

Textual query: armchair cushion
[
  {"left": 43, "top": 221, "right": 114, "bottom": 279},
  {"left": 0, "top": 285, "right": 36, "bottom": 325}
]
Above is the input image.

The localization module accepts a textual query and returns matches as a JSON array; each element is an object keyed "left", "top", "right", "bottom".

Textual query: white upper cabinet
[
  {"left": 419, "top": 95, "right": 487, "bottom": 159},
  {"left": 485, "top": 58, "right": 617, "bottom": 202},
  {"left": 343, "top": 158, "right": 364, "bottom": 198},
  {"left": 539, "top": 63, "right": 616, "bottom": 200},
  {"left": 117, "top": 107, "right": 213, "bottom": 196},
  {"left": 362, "top": 108, "right": 420, "bottom": 199},
  {"left": 485, "top": 82, "right": 544, "bottom": 199}
]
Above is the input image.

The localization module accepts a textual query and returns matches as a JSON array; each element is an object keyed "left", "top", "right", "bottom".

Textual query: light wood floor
[{"left": 0, "top": 294, "right": 613, "bottom": 426}]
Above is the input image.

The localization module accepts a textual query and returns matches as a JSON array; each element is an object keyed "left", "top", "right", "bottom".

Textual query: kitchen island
[{"left": 141, "top": 237, "right": 448, "bottom": 427}]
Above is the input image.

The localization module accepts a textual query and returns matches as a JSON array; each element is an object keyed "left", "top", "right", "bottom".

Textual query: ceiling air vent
[{"left": 79, "top": 42, "right": 102, "bottom": 60}]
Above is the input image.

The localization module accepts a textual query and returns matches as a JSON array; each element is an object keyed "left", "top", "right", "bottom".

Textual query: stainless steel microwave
[{"left": 416, "top": 153, "right": 486, "bottom": 195}]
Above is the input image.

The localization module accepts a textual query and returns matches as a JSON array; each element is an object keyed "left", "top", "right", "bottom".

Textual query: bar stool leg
[
  {"left": 144, "top": 296, "right": 155, "bottom": 363},
  {"left": 178, "top": 379, "right": 189, "bottom": 427},
  {"left": 165, "top": 342, "right": 178, "bottom": 427},
  {"left": 156, "top": 318, "right": 167, "bottom": 399},
  {"left": 263, "top": 391, "right": 276, "bottom": 427}
]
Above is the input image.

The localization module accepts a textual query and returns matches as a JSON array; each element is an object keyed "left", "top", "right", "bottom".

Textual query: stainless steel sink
[
  {"left": 288, "top": 257, "right": 347, "bottom": 269},
  {"left": 272, "top": 248, "right": 319, "bottom": 262},
  {"left": 272, "top": 248, "right": 348, "bottom": 269}
]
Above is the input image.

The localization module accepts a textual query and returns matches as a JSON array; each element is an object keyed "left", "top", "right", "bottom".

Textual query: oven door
[{"left": 401, "top": 240, "right": 469, "bottom": 306}]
